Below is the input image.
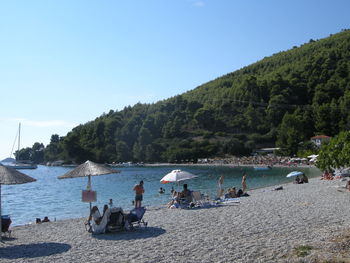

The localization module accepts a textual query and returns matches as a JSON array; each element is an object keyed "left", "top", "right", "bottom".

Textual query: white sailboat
[{"left": 2, "top": 123, "right": 37, "bottom": 169}]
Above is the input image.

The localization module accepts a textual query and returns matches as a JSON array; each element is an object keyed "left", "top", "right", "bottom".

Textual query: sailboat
[{"left": 2, "top": 123, "right": 37, "bottom": 169}]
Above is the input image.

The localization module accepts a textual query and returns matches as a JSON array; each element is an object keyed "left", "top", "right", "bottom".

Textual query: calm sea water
[{"left": 2, "top": 165, "right": 321, "bottom": 226}]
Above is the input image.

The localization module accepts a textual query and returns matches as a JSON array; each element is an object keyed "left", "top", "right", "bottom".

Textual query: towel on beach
[{"left": 220, "top": 197, "right": 240, "bottom": 204}]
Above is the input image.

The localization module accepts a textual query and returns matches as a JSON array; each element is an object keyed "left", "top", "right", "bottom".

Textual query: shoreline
[
  {"left": 2, "top": 176, "right": 349, "bottom": 262},
  {"left": 8, "top": 164, "right": 322, "bottom": 228},
  {"left": 143, "top": 162, "right": 316, "bottom": 170}
]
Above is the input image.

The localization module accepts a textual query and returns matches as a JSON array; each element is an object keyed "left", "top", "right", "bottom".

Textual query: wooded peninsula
[{"left": 18, "top": 30, "right": 350, "bottom": 167}]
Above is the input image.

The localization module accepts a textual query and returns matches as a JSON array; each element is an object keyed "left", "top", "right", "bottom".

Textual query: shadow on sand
[
  {"left": 93, "top": 226, "right": 166, "bottom": 241},
  {"left": 0, "top": 242, "right": 71, "bottom": 259}
]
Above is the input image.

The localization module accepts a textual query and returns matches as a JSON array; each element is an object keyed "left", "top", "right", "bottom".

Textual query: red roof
[{"left": 310, "top": 135, "right": 331, "bottom": 139}]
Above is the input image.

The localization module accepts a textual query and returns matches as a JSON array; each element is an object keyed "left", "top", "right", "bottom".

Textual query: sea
[{"left": 1, "top": 164, "right": 321, "bottom": 226}]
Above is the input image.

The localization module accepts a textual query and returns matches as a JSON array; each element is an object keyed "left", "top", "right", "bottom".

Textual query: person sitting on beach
[
  {"left": 171, "top": 190, "right": 177, "bottom": 198},
  {"left": 346, "top": 180, "right": 350, "bottom": 191},
  {"left": 88, "top": 206, "right": 101, "bottom": 224},
  {"left": 225, "top": 187, "right": 237, "bottom": 198},
  {"left": 321, "top": 171, "right": 334, "bottom": 180},
  {"left": 300, "top": 174, "right": 309, "bottom": 183},
  {"left": 167, "top": 191, "right": 181, "bottom": 208},
  {"left": 87, "top": 205, "right": 111, "bottom": 234},
  {"left": 180, "top": 184, "right": 192, "bottom": 203},
  {"left": 294, "top": 176, "right": 302, "bottom": 184},
  {"left": 102, "top": 204, "right": 109, "bottom": 217},
  {"left": 42, "top": 216, "right": 50, "bottom": 223},
  {"left": 169, "top": 199, "right": 180, "bottom": 209}
]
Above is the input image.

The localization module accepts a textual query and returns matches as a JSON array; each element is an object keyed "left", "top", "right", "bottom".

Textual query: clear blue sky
[{"left": 0, "top": 0, "right": 349, "bottom": 160}]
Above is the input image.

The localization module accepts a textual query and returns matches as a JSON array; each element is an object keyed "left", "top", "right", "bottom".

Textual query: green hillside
[{"left": 23, "top": 30, "right": 350, "bottom": 164}]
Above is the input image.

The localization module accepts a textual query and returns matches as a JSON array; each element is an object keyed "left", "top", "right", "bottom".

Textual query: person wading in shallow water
[
  {"left": 242, "top": 173, "right": 248, "bottom": 193},
  {"left": 217, "top": 176, "right": 224, "bottom": 198},
  {"left": 133, "top": 180, "right": 145, "bottom": 208}
]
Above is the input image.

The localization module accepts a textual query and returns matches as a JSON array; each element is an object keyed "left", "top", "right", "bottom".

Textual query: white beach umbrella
[
  {"left": 160, "top": 169, "right": 197, "bottom": 184},
  {"left": 0, "top": 164, "right": 36, "bottom": 240},
  {"left": 286, "top": 171, "right": 304, "bottom": 178}
]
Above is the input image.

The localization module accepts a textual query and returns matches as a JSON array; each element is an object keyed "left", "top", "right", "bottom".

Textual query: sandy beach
[{"left": 1, "top": 177, "right": 350, "bottom": 263}]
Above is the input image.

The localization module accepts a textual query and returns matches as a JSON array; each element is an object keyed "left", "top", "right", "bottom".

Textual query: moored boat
[
  {"left": 2, "top": 161, "right": 37, "bottom": 169},
  {"left": 3, "top": 123, "right": 38, "bottom": 170}
]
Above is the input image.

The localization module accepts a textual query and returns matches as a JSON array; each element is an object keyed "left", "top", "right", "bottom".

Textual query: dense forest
[{"left": 18, "top": 30, "right": 350, "bottom": 164}]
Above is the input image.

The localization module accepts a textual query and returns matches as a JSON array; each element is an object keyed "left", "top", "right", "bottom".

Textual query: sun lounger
[
  {"left": 126, "top": 207, "right": 147, "bottom": 229},
  {"left": 107, "top": 207, "right": 126, "bottom": 232}
]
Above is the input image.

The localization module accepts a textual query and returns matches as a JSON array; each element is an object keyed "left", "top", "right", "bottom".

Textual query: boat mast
[
  {"left": 9, "top": 123, "right": 20, "bottom": 159},
  {"left": 18, "top": 122, "right": 21, "bottom": 154}
]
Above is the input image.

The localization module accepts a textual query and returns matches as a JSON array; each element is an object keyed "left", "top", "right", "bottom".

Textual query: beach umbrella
[
  {"left": 58, "top": 160, "right": 120, "bottom": 210},
  {"left": 0, "top": 164, "right": 36, "bottom": 241},
  {"left": 58, "top": 160, "right": 120, "bottom": 188},
  {"left": 160, "top": 169, "right": 197, "bottom": 184},
  {"left": 286, "top": 171, "right": 304, "bottom": 178}
]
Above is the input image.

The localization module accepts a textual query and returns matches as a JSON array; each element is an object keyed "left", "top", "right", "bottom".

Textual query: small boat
[
  {"left": 2, "top": 123, "right": 38, "bottom": 170},
  {"left": 253, "top": 166, "right": 272, "bottom": 171},
  {"left": 3, "top": 162, "right": 37, "bottom": 169}
]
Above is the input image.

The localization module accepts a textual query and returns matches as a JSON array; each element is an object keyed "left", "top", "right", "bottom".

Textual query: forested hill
[{"left": 40, "top": 30, "right": 350, "bottom": 164}]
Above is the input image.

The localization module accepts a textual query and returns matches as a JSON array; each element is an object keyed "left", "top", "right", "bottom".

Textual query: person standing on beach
[
  {"left": 242, "top": 173, "right": 247, "bottom": 193},
  {"left": 133, "top": 180, "right": 144, "bottom": 208},
  {"left": 217, "top": 176, "right": 224, "bottom": 198}
]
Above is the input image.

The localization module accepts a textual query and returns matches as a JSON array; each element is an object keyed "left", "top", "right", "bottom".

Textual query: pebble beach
[{"left": 1, "top": 177, "right": 350, "bottom": 263}]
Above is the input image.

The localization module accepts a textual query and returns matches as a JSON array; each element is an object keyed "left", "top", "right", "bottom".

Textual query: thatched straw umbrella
[
  {"left": 0, "top": 164, "right": 36, "bottom": 241},
  {"left": 58, "top": 160, "right": 120, "bottom": 211}
]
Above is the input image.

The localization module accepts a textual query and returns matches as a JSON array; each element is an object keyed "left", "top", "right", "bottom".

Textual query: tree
[
  {"left": 115, "top": 141, "right": 131, "bottom": 162},
  {"left": 276, "top": 112, "right": 305, "bottom": 156},
  {"left": 266, "top": 94, "right": 289, "bottom": 127},
  {"left": 317, "top": 131, "right": 350, "bottom": 171},
  {"left": 32, "top": 142, "right": 45, "bottom": 164}
]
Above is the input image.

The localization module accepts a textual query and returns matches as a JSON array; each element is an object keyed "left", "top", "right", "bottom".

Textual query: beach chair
[
  {"left": 1, "top": 215, "right": 12, "bottom": 238},
  {"left": 126, "top": 207, "right": 147, "bottom": 229},
  {"left": 106, "top": 207, "right": 126, "bottom": 232},
  {"left": 85, "top": 209, "right": 111, "bottom": 234}
]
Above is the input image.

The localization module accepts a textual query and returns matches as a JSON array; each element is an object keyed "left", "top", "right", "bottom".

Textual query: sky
[{"left": 0, "top": 0, "right": 349, "bottom": 160}]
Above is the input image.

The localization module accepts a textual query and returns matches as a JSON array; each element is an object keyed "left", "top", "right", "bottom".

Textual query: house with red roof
[{"left": 310, "top": 135, "right": 331, "bottom": 147}]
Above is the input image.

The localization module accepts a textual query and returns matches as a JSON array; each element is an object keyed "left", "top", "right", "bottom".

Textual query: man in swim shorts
[{"left": 133, "top": 180, "right": 144, "bottom": 208}]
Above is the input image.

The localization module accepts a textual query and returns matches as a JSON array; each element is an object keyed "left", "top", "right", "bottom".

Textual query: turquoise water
[{"left": 1, "top": 165, "right": 321, "bottom": 226}]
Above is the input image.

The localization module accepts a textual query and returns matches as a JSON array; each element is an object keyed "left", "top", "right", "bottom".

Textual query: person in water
[
  {"left": 133, "top": 180, "right": 145, "bottom": 208},
  {"left": 159, "top": 187, "right": 165, "bottom": 194},
  {"left": 217, "top": 176, "right": 225, "bottom": 198},
  {"left": 242, "top": 173, "right": 248, "bottom": 193}
]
